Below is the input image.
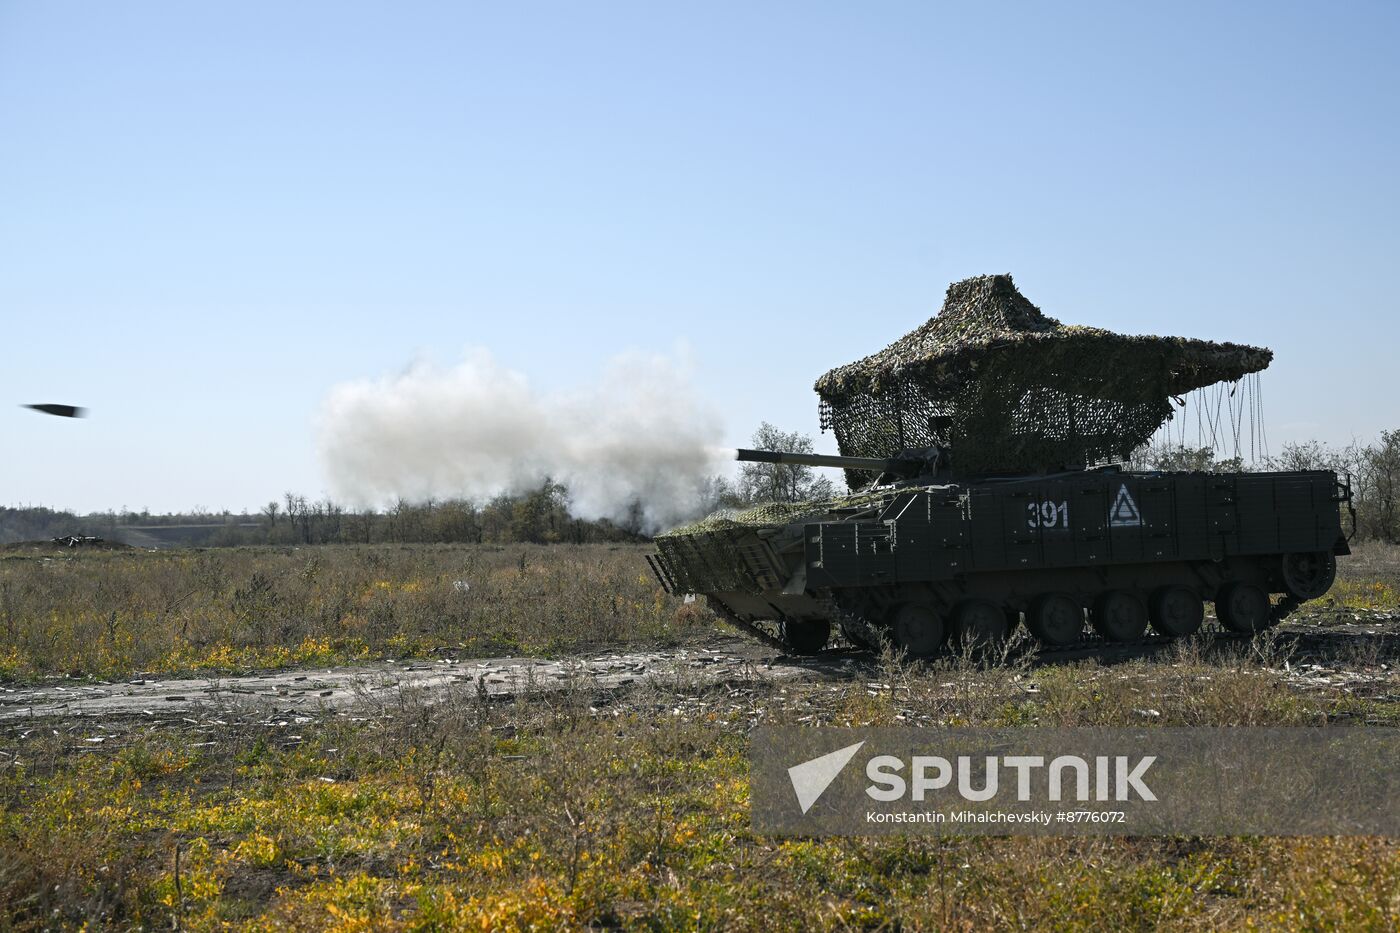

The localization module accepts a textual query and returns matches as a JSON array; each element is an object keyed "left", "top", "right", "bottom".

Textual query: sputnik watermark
[
  {"left": 865, "top": 753, "right": 1156, "bottom": 802},
  {"left": 789, "top": 747, "right": 1156, "bottom": 814},
  {"left": 787, "top": 741, "right": 864, "bottom": 814},
  {"left": 753, "top": 727, "right": 1400, "bottom": 836}
]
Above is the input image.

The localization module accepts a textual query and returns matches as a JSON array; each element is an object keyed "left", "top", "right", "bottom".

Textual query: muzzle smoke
[{"left": 318, "top": 349, "right": 729, "bottom": 531}]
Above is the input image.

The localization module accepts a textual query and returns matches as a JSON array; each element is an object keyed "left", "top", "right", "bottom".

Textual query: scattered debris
[{"left": 51, "top": 535, "right": 105, "bottom": 548}]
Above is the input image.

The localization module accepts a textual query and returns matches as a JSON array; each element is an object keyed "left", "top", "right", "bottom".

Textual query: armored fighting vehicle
[{"left": 648, "top": 275, "right": 1352, "bottom": 656}]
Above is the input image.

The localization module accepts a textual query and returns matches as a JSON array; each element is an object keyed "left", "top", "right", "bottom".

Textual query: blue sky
[{"left": 2, "top": 1, "right": 1396, "bottom": 513}]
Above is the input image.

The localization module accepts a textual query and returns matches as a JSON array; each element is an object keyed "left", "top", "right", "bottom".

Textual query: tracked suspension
[{"left": 709, "top": 590, "right": 1312, "bottom": 660}]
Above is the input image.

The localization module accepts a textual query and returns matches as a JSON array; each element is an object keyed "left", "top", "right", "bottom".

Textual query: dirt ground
[{"left": 6, "top": 607, "right": 1395, "bottom": 734}]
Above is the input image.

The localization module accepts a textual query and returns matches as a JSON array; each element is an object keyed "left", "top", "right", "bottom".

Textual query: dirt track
[
  {"left": 3, "top": 612, "right": 1397, "bottom": 731},
  {"left": 0, "top": 637, "right": 845, "bottom": 726}
]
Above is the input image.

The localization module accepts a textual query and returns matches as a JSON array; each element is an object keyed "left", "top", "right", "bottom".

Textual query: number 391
[{"left": 1027, "top": 499, "right": 1070, "bottom": 529}]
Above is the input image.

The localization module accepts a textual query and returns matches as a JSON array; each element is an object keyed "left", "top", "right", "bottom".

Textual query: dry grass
[
  {"left": 0, "top": 544, "right": 708, "bottom": 680},
  {"left": 3, "top": 647, "right": 1398, "bottom": 931},
  {"left": 1325, "top": 540, "right": 1400, "bottom": 612},
  {"left": 1337, "top": 540, "right": 1400, "bottom": 589}
]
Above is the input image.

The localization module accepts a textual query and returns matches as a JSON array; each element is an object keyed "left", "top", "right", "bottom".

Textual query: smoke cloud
[{"left": 318, "top": 348, "right": 729, "bottom": 531}]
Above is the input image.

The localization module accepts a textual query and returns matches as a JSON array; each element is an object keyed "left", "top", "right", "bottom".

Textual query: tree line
[
  {"left": 0, "top": 483, "right": 649, "bottom": 548},
  {"left": 4, "top": 425, "right": 1398, "bottom": 547}
]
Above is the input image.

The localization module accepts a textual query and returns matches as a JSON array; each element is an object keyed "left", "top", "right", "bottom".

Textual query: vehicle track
[
  {"left": 0, "top": 637, "right": 849, "bottom": 726},
  {"left": 2, "top": 612, "right": 1395, "bottom": 728}
]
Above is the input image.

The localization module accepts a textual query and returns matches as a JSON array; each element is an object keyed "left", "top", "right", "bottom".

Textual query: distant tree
[
  {"left": 738, "top": 422, "right": 837, "bottom": 504},
  {"left": 508, "top": 480, "right": 568, "bottom": 543},
  {"left": 430, "top": 500, "right": 481, "bottom": 543},
  {"left": 1161, "top": 445, "right": 1219, "bottom": 472},
  {"left": 324, "top": 501, "right": 344, "bottom": 542},
  {"left": 342, "top": 509, "right": 375, "bottom": 544},
  {"left": 388, "top": 497, "right": 423, "bottom": 543},
  {"left": 282, "top": 492, "right": 309, "bottom": 542},
  {"left": 1268, "top": 440, "right": 1330, "bottom": 472},
  {"left": 1360, "top": 429, "right": 1400, "bottom": 542},
  {"left": 1129, "top": 442, "right": 1243, "bottom": 473},
  {"left": 479, "top": 494, "right": 512, "bottom": 542},
  {"left": 695, "top": 474, "right": 744, "bottom": 514}
]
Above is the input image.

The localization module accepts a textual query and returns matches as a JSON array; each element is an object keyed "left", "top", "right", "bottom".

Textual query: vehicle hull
[{"left": 650, "top": 469, "right": 1351, "bottom": 654}]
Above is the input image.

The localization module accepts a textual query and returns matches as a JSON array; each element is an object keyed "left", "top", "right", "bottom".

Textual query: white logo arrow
[{"left": 788, "top": 741, "right": 866, "bottom": 814}]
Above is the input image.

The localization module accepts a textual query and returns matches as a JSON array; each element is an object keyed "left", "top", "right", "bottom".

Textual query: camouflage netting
[
  {"left": 657, "top": 490, "right": 892, "bottom": 538},
  {"left": 654, "top": 490, "right": 895, "bottom": 595},
  {"left": 815, "top": 274, "right": 1272, "bottom": 477},
  {"left": 659, "top": 502, "right": 829, "bottom": 537}
]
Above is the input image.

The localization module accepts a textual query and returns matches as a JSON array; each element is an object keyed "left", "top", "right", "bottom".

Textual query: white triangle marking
[
  {"left": 1109, "top": 484, "right": 1143, "bottom": 527},
  {"left": 788, "top": 741, "right": 866, "bottom": 814}
]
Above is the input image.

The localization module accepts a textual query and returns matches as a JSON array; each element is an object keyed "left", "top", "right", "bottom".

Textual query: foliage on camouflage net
[
  {"left": 655, "top": 490, "right": 895, "bottom": 595},
  {"left": 815, "top": 274, "right": 1272, "bottom": 474},
  {"left": 657, "top": 489, "right": 891, "bottom": 538},
  {"left": 658, "top": 502, "right": 822, "bottom": 537}
]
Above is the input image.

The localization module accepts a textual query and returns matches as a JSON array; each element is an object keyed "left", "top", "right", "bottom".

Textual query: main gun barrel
[{"left": 735, "top": 448, "right": 923, "bottom": 476}]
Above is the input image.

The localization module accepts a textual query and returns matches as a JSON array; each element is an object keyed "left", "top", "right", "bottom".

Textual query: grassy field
[
  {"left": 1, "top": 543, "right": 1397, "bottom": 930},
  {"left": 0, "top": 544, "right": 705, "bottom": 680},
  {"left": 1324, "top": 540, "right": 1400, "bottom": 613},
  {"left": 0, "top": 539, "right": 1393, "bottom": 682}
]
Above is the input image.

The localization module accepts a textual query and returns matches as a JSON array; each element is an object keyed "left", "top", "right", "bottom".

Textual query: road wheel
[
  {"left": 1091, "top": 590, "right": 1149, "bottom": 642},
  {"left": 781, "top": 618, "right": 831, "bottom": 655},
  {"left": 888, "top": 603, "right": 945, "bottom": 658},
  {"left": 1216, "top": 582, "right": 1272, "bottom": 633},
  {"left": 1028, "top": 594, "right": 1083, "bottom": 647},
  {"left": 1281, "top": 551, "right": 1336, "bottom": 600},
  {"left": 1149, "top": 586, "right": 1204, "bottom": 637},
  {"left": 953, "top": 599, "right": 1010, "bottom": 649}
]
